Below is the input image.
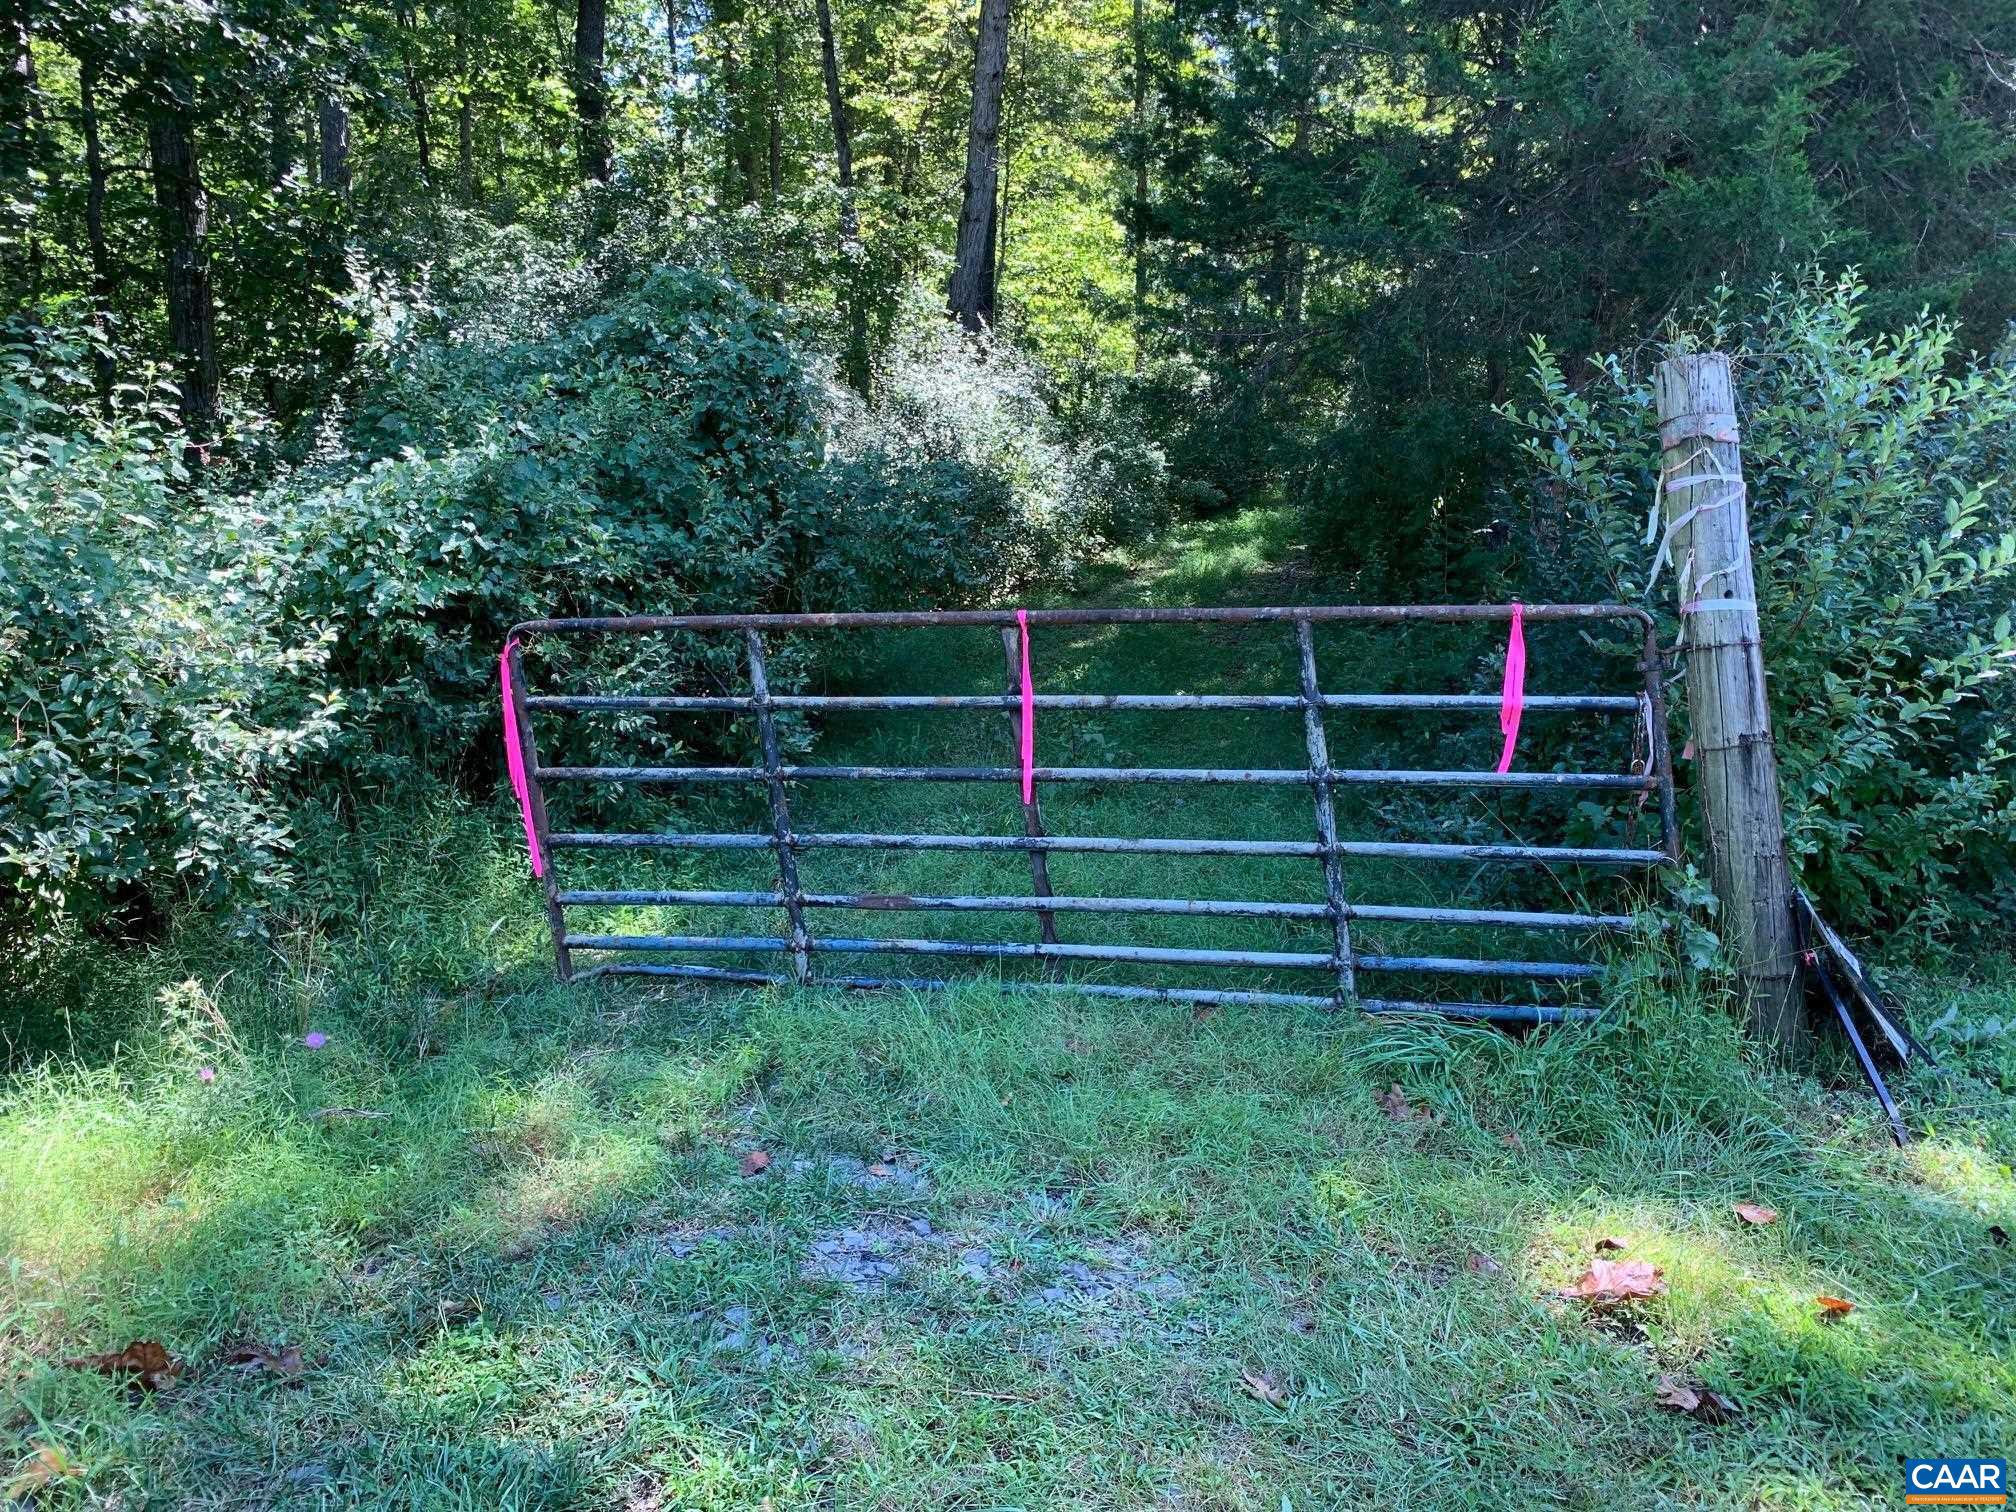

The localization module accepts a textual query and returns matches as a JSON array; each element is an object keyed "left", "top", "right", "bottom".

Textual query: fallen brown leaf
[
  {"left": 1814, "top": 1294, "right": 1854, "bottom": 1320},
  {"left": 1733, "top": 1203, "right": 1778, "bottom": 1226},
  {"left": 1239, "top": 1368, "right": 1288, "bottom": 1408},
  {"left": 1558, "top": 1259, "right": 1666, "bottom": 1304},
  {"left": 225, "top": 1343, "right": 305, "bottom": 1379},
  {"left": 1466, "top": 1252, "right": 1503, "bottom": 1276},
  {"left": 1593, "top": 1236, "right": 1627, "bottom": 1253},
  {"left": 64, "top": 1339, "right": 180, "bottom": 1392},
  {"left": 1655, "top": 1374, "right": 1740, "bottom": 1424},
  {"left": 5, "top": 1445, "right": 83, "bottom": 1497},
  {"left": 1654, "top": 1375, "right": 1699, "bottom": 1412},
  {"left": 1376, "top": 1083, "right": 1436, "bottom": 1123},
  {"left": 739, "top": 1150, "right": 773, "bottom": 1178},
  {"left": 1694, "top": 1388, "right": 1740, "bottom": 1425}
]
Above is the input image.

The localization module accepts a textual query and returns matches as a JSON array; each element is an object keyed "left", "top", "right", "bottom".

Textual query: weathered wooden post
[{"left": 1653, "top": 353, "right": 1806, "bottom": 1054}]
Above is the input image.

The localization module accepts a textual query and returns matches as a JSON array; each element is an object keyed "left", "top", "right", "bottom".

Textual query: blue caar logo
[{"left": 1906, "top": 1460, "right": 2007, "bottom": 1505}]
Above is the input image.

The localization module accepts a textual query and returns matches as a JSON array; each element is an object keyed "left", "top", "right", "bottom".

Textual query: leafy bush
[
  {"left": 262, "top": 247, "right": 1055, "bottom": 778},
  {"left": 839, "top": 287, "right": 1169, "bottom": 573},
  {"left": 1506, "top": 271, "right": 2016, "bottom": 941},
  {"left": 0, "top": 320, "right": 339, "bottom": 937},
  {"left": 5, "top": 229, "right": 1171, "bottom": 938}
]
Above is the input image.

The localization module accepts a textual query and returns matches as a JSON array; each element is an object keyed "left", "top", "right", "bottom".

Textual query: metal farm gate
[{"left": 502, "top": 606, "right": 1678, "bottom": 1025}]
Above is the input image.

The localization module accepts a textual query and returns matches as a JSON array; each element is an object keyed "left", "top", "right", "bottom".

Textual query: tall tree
[
  {"left": 716, "top": 5, "right": 756, "bottom": 204},
  {"left": 319, "top": 92, "right": 351, "bottom": 195},
  {"left": 454, "top": 4, "right": 475, "bottom": 200},
  {"left": 574, "top": 0, "right": 611, "bottom": 182},
  {"left": 813, "top": 0, "right": 855, "bottom": 236},
  {"left": 78, "top": 48, "right": 117, "bottom": 404},
  {"left": 1129, "top": 0, "right": 1146, "bottom": 339},
  {"left": 268, "top": 96, "right": 295, "bottom": 186},
  {"left": 3, "top": 2, "right": 44, "bottom": 292},
  {"left": 764, "top": 17, "right": 783, "bottom": 202},
  {"left": 947, "top": 0, "right": 1010, "bottom": 331},
  {"left": 395, "top": 3, "right": 435, "bottom": 180},
  {"left": 815, "top": 0, "right": 870, "bottom": 393},
  {"left": 145, "top": 66, "right": 220, "bottom": 447}
]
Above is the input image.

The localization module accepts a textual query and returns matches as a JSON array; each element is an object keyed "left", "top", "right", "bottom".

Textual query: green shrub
[
  {"left": 0, "top": 320, "right": 340, "bottom": 937},
  {"left": 846, "top": 287, "right": 1170, "bottom": 566},
  {"left": 5, "top": 233, "right": 1168, "bottom": 939},
  {"left": 263, "top": 250, "right": 1044, "bottom": 779},
  {"left": 1506, "top": 271, "right": 2016, "bottom": 942}
]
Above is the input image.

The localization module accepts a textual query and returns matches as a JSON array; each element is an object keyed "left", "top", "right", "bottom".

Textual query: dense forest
[
  {"left": 4, "top": 0, "right": 2016, "bottom": 947},
  {"left": 10, "top": 0, "right": 2014, "bottom": 481}
]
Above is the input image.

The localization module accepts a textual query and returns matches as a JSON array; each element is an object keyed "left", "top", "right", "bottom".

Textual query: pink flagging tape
[
  {"left": 1495, "top": 602, "right": 1526, "bottom": 775},
  {"left": 499, "top": 636, "right": 546, "bottom": 878},
  {"left": 1017, "top": 609, "right": 1034, "bottom": 805}
]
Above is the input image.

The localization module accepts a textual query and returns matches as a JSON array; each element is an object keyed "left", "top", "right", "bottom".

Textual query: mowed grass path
[{"left": 4, "top": 510, "right": 2014, "bottom": 1508}]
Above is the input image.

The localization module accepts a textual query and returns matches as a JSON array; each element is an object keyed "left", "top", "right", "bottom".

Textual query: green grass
[{"left": 5, "top": 508, "right": 2015, "bottom": 1508}]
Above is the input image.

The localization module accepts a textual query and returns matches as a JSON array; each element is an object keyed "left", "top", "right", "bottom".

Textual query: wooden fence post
[{"left": 1653, "top": 352, "right": 1806, "bottom": 1055}]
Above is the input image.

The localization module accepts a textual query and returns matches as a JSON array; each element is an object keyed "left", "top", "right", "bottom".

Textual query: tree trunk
[
  {"left": 574, "top": 0, "right": 611, "bottom": 182},
  {"left": 665, "top": 0, "right": 688, "bottom": 176},
  {"left": 978, "top": 183, "right": 998, "bottom": 329},
  {"left": 814, "top": 0, "right": 854, "bottom": 221},
  {"left": 396, "top": 5, "right": 434, "bottom": 181},
  {"left": 268, "top": 96, "right": 294, "bottom": 186},
  {"left": 458, "top": 94, "right": 474, "bottom": 198},
  {"left": 319, "top": 94, "right": 351, "bottom": 194},
  {"left": 79, "top": 49, "right": 117, "bottom": 406},
  {"left": 764, "top": 18, "right": 783, "bottom": 203},
  {"left": 455, "top": 7, "right": 475, "bottom": 200},
  {"left": 4, "top": 5, "right": 42, "bottom": 294},
  {"left": 947, "top": 0, "right": 1010, "bottom": 331},
  {"left": 720, "top": 17, "right": 756, "bottom": 205},
  {"left": 147, "top": 82, "right": 220, "bottom": 449},
  {"left": 986, "top": 156, "right": 1005, "bottom": 326},
  {"left": 815, "top": 0, "right": 869, "bottom": 394},
  {"left": 1130, "top": 0, "right": 1147, "bottom": 345}
]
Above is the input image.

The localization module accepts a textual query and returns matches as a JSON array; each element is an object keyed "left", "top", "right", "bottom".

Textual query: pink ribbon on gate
[
  {"left": 499, "top": 636, "right": 546, "bottom": 877},
  {"left": 1495, "top": 602, "right": 1526, "bottom": 775},
  {"left": 1016, "top": 609, "right": 1035, "bottom": 805}
]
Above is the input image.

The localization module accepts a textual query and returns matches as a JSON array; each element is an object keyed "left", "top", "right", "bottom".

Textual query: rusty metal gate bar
[{"left": 505, "top": 604, "right": 1679, "bottom": 1025}]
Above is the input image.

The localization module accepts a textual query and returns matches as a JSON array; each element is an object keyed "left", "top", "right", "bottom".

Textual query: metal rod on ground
[
  {"left": 1794, "top": 891, "right": 1930, "bottom": 1065},
  {"left": 1796, "top": 907, "right": 1910, "bottom": 1146},
  {"left": 1295, "top": 619, "right": 1354, "bottom": 1003},
  {"left": 1654, "top": 353, "right": 1805, "bottom": 1055},
  {"left": 1000, "top": 625, "right": 1060, "bottom": 955},
  {"left": 571, "top": 962, "right": 1599, "bottom": 1024},
  {"left": 743, "top": 628, "right": 812, "bottom": 985},
  {"left": 506, "top": 640, "right": 573, "bottom": 981}
]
